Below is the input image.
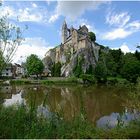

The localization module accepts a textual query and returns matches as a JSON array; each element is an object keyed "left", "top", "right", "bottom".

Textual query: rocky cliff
[{"left": 43, "top": 41, "right": 100, "bottom": 77}]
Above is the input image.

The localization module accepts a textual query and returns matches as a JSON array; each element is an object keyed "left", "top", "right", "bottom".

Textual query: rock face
[{"left": 43, "top": 21, "right": 100, "bottom": 77}]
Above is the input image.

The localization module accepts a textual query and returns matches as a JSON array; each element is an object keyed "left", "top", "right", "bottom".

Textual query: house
[
  {"left": 1, "top": 63, "right": 13, "bottom": 77},
  {"left": 13, "top": 63, "right": 25, "bottom": 78}
]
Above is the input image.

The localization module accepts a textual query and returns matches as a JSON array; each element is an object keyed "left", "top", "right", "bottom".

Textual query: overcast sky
[{"left": 0, "top": 1, "right": 140, "bottom": 63}]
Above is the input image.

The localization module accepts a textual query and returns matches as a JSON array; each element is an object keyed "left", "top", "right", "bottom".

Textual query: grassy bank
[
  {"left": 9, "top": 77, "right": 80, "bottom": 85},
  {"left": 0, "top": 105, "right": 140, "bottom": 139}
]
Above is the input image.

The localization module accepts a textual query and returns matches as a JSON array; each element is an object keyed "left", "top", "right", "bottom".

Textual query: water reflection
[
  {"left": 4, "top": 90, "right": 25, "bottom": 106},
  {"left": 0, "top": 85, "right": 139, "bottom": 128},
  {"left": 97, "top": 108, "right": 140, "bottom": 128}
]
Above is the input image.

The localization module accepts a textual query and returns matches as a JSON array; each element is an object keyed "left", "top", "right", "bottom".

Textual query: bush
[{"left": 80, "top": 74, "right": 95, "bottom": 84}]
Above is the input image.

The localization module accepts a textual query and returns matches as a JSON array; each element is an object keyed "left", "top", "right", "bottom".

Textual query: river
[{"left": 0, "top": 84, "right": 139, "bottom": 128}]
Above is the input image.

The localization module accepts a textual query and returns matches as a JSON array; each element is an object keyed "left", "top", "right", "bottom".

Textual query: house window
[{"left": 6, "top": 73, "right": 8, "bottom": 75}]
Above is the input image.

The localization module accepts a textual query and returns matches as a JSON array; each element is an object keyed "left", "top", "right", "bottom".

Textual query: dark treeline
[{"left": 72, "top": 45, "right": 140, "bottom": 84}]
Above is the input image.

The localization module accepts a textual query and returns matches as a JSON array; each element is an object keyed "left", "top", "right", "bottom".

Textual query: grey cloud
[{"left": 56, "top": 1, "right": 107, "bottom": 21}]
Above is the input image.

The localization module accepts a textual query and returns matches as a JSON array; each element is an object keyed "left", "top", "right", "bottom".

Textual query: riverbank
[
  {"left": 0, "top": 105, "right": 140, "bottom": 139},
  {"left": 1, "top": 77, "right": 80, "bottom": 85},
  {"left": 0, "top": 76, "right": 133, "bottom": 86}
]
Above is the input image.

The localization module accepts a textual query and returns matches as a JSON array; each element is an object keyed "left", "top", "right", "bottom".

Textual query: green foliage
[
  {"left": 94, "top": 61, "right": 107, "bottom": 83},
  {"left": 121, "top": 59, "right": 140, "bottom": 83},
  {"left": 86, "top": 65, "right": 94, "bottom": 75},
  {"left": 135, "top": 50, "right": 140, "bottom": 61},
  {"left": 73, "top": 56, "right": 84, "bottom": 78},
  {"left": 26, "top": 54, "right": 44, "bottom": 77},
  {"left": 51, "top": 62, "right": 61, "bottom": 77},
  {"left": 88, "top": 32, "right": 96, "bottom": 42},
  {"left": 80, "top": 74, "right": 95, "bottom": 84}
]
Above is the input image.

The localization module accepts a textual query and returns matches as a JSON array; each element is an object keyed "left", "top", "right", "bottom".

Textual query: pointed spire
[{"left": 62, "top": 19, "right": 67, "bottom": 29}]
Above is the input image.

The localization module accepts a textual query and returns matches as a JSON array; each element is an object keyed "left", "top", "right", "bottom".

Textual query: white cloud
[
  {"left": 49, "top": 13, "right": 59, "bottom": 23},
  {"left": 106, "top": 12, "right": 130, "bottom": 27},
  {"left": 18, "top": 8, "right": 43, "bottom": 22},
  {"left": 0, "top": 5, "right": 47, "bottom": 23},
  {"left": 112, "top": 43, "right": 134, "bottom": 54},
  {"left": 102, "top": 11, "right": 140, "bottom": 40},
  {"left": 32, "top": 3, "right": 37, "bottom": 8},
  {"left": 103, "top": 28, "right": 131, "bottom": 40},
  {"left": 120, "top": 43, "right": 130, "bottom": 53},
  {"left": 126, "top": 21, "right": 140, "bottom": 30},
  {"left": 12, "top": 37, "right": 53, "bottom": 64},
  {"left": 0, "top": 6, "right": 15, "bottom": 18}
]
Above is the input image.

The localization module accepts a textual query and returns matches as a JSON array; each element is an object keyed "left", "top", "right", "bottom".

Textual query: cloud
[
  {"left": 12, "top": 37, "right": 53, "bottom": 64},
  {"left": 111, "top": 43, "right": 133, "bottom": 53},
  {"left": 103, "top": 28, "right": 131, "bottom": 40},
  {"left": 112, "top": 43, "right": 134, "bottom": 54},
  {"left": 49, "top": 13, "right": 59, "bottom": 23},
  {"left": 32, "top": 3, "right": 37, "bottom": 8},
  {"left": 102, "top": 11, "right": 140, "bottom": 40},
  {"left": 0, "top": 6, "right": 15, "bottom": 18},
  {"left": 49, "top": 1, "right": 107, "bottom": 23},
  {"left": 0, "top": 4, "right": 47, "bottom": 23},
  {"left": 18, "top": 8, "right": 44, "bottom": 22},
  {"left": 120, "top": 43, "right": 130, "bottom": 53},
  {"left": 106, "top": 12, "right": 130, "bottom": 27},
  {"left": 126, "top": 21, "right": 140, "bottom": 30}
]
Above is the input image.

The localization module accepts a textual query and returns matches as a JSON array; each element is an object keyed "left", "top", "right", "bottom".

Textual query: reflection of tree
[
  {"left": 0, "top": 85, "right": 22, "bottom": 104},
  {"left": 45, "top": 86, "right": 82, "bottom": 120},
  {"left": 23, "top": 86, "right": 47, "bottom": 108}
]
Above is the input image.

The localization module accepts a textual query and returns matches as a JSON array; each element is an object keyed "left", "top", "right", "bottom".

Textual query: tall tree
[
  {"left": 0, "top": 16, "right": 24, "bottom": 74},
  {"left": 88, "top": 32, "right": 96, "bottom": 42},
  {"left": 26, "top": 54, "right": 44, "bottom": 78}
]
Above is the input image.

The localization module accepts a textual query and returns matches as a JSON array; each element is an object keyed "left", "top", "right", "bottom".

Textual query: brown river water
[{"left": 0, "top": 84, "right": 139, "bottom": 128}]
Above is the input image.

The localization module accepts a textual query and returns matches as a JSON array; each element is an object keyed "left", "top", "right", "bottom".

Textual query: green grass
[
  {"left": 10, "top": 77, "right": 79, "bottom": 85},
  {"left": 0, "top": 105, "right": 140, "bottom": 139}
]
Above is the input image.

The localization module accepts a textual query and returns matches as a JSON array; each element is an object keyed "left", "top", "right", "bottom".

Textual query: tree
[
  {"left": 73, "top": 56, "right": 84, "bottom": 78},
  {"left": 121, "top": 59, "right": 140, "bottom": 83},
  {"left": 86, "top": 65, "right": 94, "bottom": 75},
  {"left": 88, "top": 32, "right": 96, "bottom": 42},
  {"left": 135, "top": 50, "right": 140, "bottom": 61},
  {"left": 0, "top": 16, "right": 24, "bottom": 74},
  {"left": 51, "top": 62, "right": 61, "bottom": 77},
  {"left": 94, "top": 61, "right": 107, "bottom": 83},
  {"left": 26, "top": 54, "right": 44, "bottom": 78}
]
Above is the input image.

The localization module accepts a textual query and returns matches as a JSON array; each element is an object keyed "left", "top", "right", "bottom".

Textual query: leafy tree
[
  {"left": 88, "top": 32, "right": 96, "bottom": 42},
  {"left": 121, "top": 59, "right": 140, "bottom": 83},
  {"left": 86, "top": 65, "right": 94, "bottom": 75},
  {"left": 51, "top": 62, "right": 61, "bottom": 77},
  {"left": 73, "top": 56, "right": 84, "bottom": 78},
  {"left": 135, "top": 50, "right": 140, "bottom": 61},
  {"left": 0, "top": 16, "right": 25, "bottom": 74},
  {"left": 105, "top": 49, "right": 124, "bottom": 76},
  {"left": 55, "top": 62, "right": 61, "bottom": 77},
  {"left": 94, "top": 61, "right": 107, "bottom": 83},
  {"left": 26, "top": 54, "right": 44, "bottom": 78}
]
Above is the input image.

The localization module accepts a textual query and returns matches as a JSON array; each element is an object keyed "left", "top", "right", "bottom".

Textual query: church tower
[{"left": 62, "top": 20, "right": 68, "bottom": 44}]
